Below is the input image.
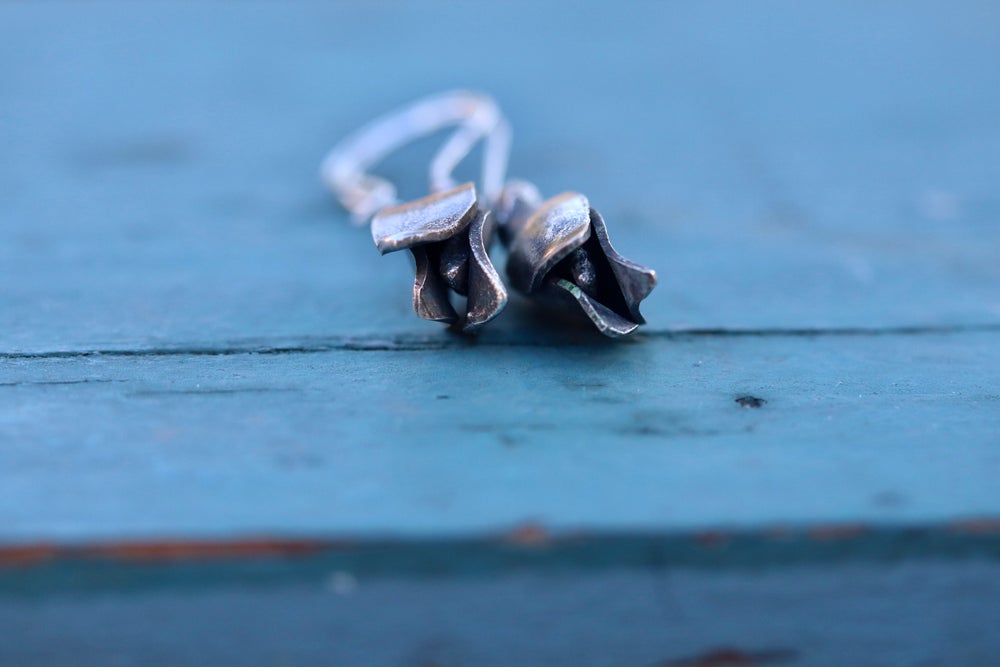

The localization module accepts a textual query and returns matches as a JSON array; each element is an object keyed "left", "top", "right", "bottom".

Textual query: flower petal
[
  {"left": 464, "top": 211, "right": 508, "bottom": 332},
  {"left": 588, "top": 208, "right": 657, "bottom": 324},
  {"left": 371, "top": 183, "right": 478, "bottom": 255},
  {"left": 410, "top": 246, "right": 458, "bottom": 323},
  {"left": 545, "top": 278, "right": 640, "bottom": 337},
  {"left": 507, "top": 192, "right": 591, "bottom": 293}
]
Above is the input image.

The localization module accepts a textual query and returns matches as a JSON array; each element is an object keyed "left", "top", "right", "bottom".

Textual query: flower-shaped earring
[
  {"left": 322, "top": 91, "right": 657, "bottom": 337},
  {"left": 370, "top": 182, "right": 505, "bottom": 331},
  {"left": 497, "top": 182, "right": 656, "bottom": 337},
  {"left": 321, "top": 91, "right": 510, "bottom": 331}
]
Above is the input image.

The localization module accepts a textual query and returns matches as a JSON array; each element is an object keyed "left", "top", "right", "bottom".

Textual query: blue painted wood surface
[
  {"left": 2, "top": 331, "right": 1000, "bottom": 541},
  {"left": 1, "top": 2, "right": 999, "bottom": 665},
  {"left": 4, "top": 562, "right": 1000, "bottom": 666}
]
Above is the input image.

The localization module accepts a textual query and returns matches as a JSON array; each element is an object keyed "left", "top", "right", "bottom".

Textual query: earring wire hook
[{"left": 320, "top": 90, "right": 510, "bottom": 225}]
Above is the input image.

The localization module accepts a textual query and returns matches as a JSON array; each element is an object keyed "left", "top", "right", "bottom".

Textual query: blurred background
[
  {"left": 2, "top": 2, "right": 999, "bottom": 666},
  {"left": 3, "top": 1, "right": 998, "bottom": 351}
]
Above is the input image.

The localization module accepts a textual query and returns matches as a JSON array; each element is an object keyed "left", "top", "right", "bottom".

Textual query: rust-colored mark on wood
[
  {"left": 505, "top": 522, "right": 551, "bottom": 547},
  {"left": 0, "top": 538, "right": 333, "bottom": 567},
  {"left": 4, "top": 516, "right": 999, "bottom": 570},
  {"left": 661, "top": 647, "right": 798, "bottom": 666},
  {"left": 695, "top": 531, "right": 730, "bottom": 548},
  {"left": 807, "top": 524, "right": 870, "bottom": 541},
  {"left": 0, "top": 544, "right": 59, "bottom": 567},
  {"left": 949, "top": 517, "right": 1000, "bottom": 534},
  {"left": 81, "top": 539, "right": 330, "bottom": 562}
]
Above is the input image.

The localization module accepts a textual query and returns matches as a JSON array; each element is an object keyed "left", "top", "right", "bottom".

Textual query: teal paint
[
  {"left": 1, "top": 2, "right": 999, "bottom": 664},
  {"left": 1, "top": 333, "right": 999, "bottom": 541}
]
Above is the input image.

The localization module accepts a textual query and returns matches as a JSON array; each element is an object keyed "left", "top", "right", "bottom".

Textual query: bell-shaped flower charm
[
  {"left": 505, "top": 192, "right": 656, "bottom": 337},
  {"left": 371, "top": 182, "right": 507, "bottom": 332}
]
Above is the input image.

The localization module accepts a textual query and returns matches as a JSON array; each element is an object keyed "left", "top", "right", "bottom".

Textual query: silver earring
[
  {"left": 322, "top": 90, "right": 656, "bottom": 338},
  {"left": 321, "top": 91, "right": 509, "bottom": 332},
  {"left": 495, "top": 185, "right": 656, "bottom": 338}
]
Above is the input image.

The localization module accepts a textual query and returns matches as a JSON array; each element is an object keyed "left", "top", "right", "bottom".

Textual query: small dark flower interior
[
  {"left": 432, "top": 230, "right": 471, "bottom": 296},
  {"left": 553, "top": 234, "right": 632, "bottom": 319}
]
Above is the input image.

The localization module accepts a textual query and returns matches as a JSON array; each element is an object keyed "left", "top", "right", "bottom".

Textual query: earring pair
[{"left": 321, "top": 91, "right": 656, "bottom": 337}]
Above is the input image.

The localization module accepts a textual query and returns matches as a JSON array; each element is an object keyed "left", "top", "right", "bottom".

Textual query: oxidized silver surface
[
  {"left": 322, "top": 90, "right": 656, "bottom": 337},
  {"left": 503, "top": 191, "right": 656, "bottom": 337},
  {"left": 321, "top": 92, "right": 509, "bottom": 332},
  {"left": 371, "top": 182, "right": 507, "bottom": 331}
]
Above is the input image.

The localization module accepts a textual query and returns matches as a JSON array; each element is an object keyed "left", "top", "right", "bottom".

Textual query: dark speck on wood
[{"left": 735, "top": 396, "right": 767, "bottom": 408}]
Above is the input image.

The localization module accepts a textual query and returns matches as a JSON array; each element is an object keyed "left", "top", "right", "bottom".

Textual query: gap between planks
[
  {"left": 3, "top": 323, "right": 1000, "bottom": 360},
  {"left": 2, "top": 519, "right": 1000, "bottom": 596}
]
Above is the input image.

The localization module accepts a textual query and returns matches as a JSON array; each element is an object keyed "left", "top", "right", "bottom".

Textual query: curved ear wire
[
  {"left": 321, "top": 93, "right": 511, "bottom": 332},
  {"left": 320, "top": 90, "right": 511, "bottom": 225}
]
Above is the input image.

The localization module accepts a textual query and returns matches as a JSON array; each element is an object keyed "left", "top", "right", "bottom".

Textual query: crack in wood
[{"left": 2, "top": 323, "right": 998, "bottom": 361}]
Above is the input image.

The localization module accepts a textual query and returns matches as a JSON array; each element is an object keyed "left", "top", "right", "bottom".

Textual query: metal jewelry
[
  {"left": 495, "top": 185, "right": 656, "bottom": 339},
  {"left": 321, "top": 91, "right": 509, "bottom": 332},
  {"left": 322, "top": 90, "right": 656, "bottom": 337}
]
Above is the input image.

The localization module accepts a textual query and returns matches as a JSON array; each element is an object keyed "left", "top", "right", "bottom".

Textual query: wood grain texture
[
  {"left": 2, "top": 332, "right": 999, "bottom": 542},
  {"left": 1, "top": 1, "right": 999, "bottom": 664}
]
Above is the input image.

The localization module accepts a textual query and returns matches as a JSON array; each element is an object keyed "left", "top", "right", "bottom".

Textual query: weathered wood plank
[
  {"left": 3, "top": 562, "right": 1000, "bottom": 666},
  {"left": 2, "top": 3, "right": 999, "bottom": 664},
  {"left": 2, "top": 332, "right": 998, "bottom": 542},
  {"left": 1, "top": 3, "right": 999, "bottom": 354}
]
